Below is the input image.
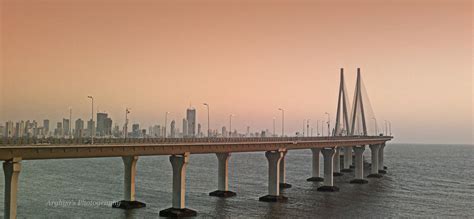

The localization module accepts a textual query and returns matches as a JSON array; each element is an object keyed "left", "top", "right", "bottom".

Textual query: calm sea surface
[{"left": 1, "top": 144, "right": 473, "bottom": 218}]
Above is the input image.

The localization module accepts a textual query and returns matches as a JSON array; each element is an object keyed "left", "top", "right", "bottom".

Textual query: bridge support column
[
  {"left": 341, "top": 146, "right": 353, "bottom": 172},
  {"left": 317, "top": 148, "right": 339, "bottom": 192},
  {"left": 378, "top": 144, "right": 387, "bottom": 174},
  {"left": 333, "top": 147, "right": 343, "bottom": 176},
  {"left": 259, "top": 150, "right": 288, "bottom": 202},
  {"left": 367, "top": 144, "right": 383, "bottom": 178},
  {"left": 279, "top": 151, "right": 292, "bottom": 189},
  {"left": 209, "top": 153, "right": 236, "bottom": 197},
  {"left": 113, "top": 156, "right": 146, "bottom": 209},
  {"left": 159, "top": 153, "right": 197, "bottom": 217},
  {"left": 350, "top": 146, "right": 368, "bottom": 184},
  {"left": 3, "top": 157, "right": 21, "bottom": 219},
  {"left": 307, "top": 148, "right": 323, "bottom": 182}
]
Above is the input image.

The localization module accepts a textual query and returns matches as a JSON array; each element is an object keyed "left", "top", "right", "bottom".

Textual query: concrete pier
[
  {"left": 209, "top": 153, "right": 236, "bottom": 197},
  {"left": 333, "top": 147, "right": 343, "bottom": 176},
  {"left": 367, "top": 144, "right": 383, "bottom": 178},
  {"left": 307, "top": 148, "right": 324, "bottom": 182},
  {"left": 113, "top": 156, "right": 146, "bottom": 209},
  {"left": 279, "top": 151, "right": 292, "bottom": 189},
  {"left": 317, "top": 148, "right": 339, "bottom": 192},
  {"left": 259, "top": 150, "right": 288, "bottom": 202},
  {"left": 159, "top": 153, "right": 197, "bottom": 217},
  {"left": 341, "top": 146, "right": 353, "bottom": 172},
  {"left": 378, "top": 143, "right": 387, "bottom": 174},
  {"left": 3, "top": 157, "right": 21, "bottom": 219},
  {"left": 350, "top": 146, "right": 368, "bottom": 184}
]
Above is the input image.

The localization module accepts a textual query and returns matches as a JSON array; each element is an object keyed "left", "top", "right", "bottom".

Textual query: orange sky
[{"left": 1, "top": 0, "right": 472, "bottom": 144}]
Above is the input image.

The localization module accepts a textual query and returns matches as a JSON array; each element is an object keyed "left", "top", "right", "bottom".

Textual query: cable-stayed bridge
[{"left": 1, "top": 68, "right": 393, "bottom": 218}]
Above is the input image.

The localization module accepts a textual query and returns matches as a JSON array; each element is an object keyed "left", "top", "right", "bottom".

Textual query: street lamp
[
  {"left": 203, "top": 103, "right": 210, "bottom": 137},
  {"left": 325, "top": 112, "right": 330, "bottom": 136},
  {"left": 278, "top": 108, "right": 284, "bottom": 137},
  {"left": 124, "top": 108, "right": 130, "bottom": 139},
  {"left": 87, "top": 96, "right": 94, "bottom": 144},
  {"left": 317, "top": 120, "right": 320, "bottom": 136},
  {"left": 302, "top": 119, "right": 306, "bottom": 137},
  {"left": 164, "top": 112, "right": 170, "bottom": 138},
  {"left": 372, "top": 117, "right": 378, "bottom": 136},
  {"left": 388, "top": 121, "right": 392, "bottom": 136},
  {"left": 68, "top": 107, "right": 72, "bottom": 139},
  {"left": 272, "top": 117, "right": 276, "bottom": 137},
  {"left": 229, "top": 114, "right": 234, "bottom": 137}
]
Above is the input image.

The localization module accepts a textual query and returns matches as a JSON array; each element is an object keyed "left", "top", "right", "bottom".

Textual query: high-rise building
[
  {"left": 55, "top": 122, "right": 63, "bottom": 137},
  {"left": 222, "top": 126, "right": 227, "bottom": 137},
  {"left": 75, "top": 119, "right": 84, "bottom": 138},
  {"left": 197, "top": 123, "right": 202, "bottom": 137},
  {"left": 132, "top": 124, "right": 140, "bottom": 138},
  {"left": 96, "top": 113, "right": 112, "bottom": 136},
  {"left": 186, "top": 107, "right": 196, "bottom": 137},
  {"left": 182, "top": 119, "right": 188, "bottom": 137},
  {"left": 43, "top": 120, "right": 50, "bottom": 136},
  {"left": 63, "top": 118, "right": 70, "bottom": 137},
  {"left": 0, "top": 126, "right": 4, "bottom": 137},
  {"left": 87, "top": 119, "right": 95, "bottom": 137},
  {"left": 170, "top": 120, "right": 176, "bottom": 138},
  {"left": 5, "top": 121, "right": 14, "bottom": 137}
]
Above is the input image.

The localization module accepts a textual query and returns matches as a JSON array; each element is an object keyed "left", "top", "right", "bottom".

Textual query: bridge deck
[{"left": 0, "top": 136, "right": 392, "bottom": 160}]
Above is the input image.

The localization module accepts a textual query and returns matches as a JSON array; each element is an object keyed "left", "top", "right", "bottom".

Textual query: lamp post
[
  {"left": 302, "top": 119, "right": 305, "bottom": 137},
  {"left": 69, "top": 107, "right": 72, "bottom": 139},
  {"left": 229, "top": 114, "right": 234, "bottom": 137},
  {"left": 317, "top": 120, "right": 320, "bottom": 136},
  {"left": 164, "top": 112, "right": 170, "bottom": 138},
  {"left": 306, "top": 119, "right": 310, "bottom": 137},
  {"left": 388, "top": 121, "right": 392, "bottom": 136},
  {"left": 124, "top": 108, "right": 130, "bottom": 139},
  {"left": 272, "top": 117, "right": 276, "bottom": 137},
  {"left": 325, "top": 112, "right": 330, "bottom": 136},
  {"left": 87, "top": 96, "right": 94, "bottom": 144},
  {"left": 372, "top": 118, "right": 378, "bottom": 136},
  {"left": 203, "top": 103, "right": 210, "bottom": 137},
  {"left": 278, "top": 108, "right": 284, "bottom": 137}
]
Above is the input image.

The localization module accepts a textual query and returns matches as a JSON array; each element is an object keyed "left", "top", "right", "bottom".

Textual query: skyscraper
[
  {"left": 197, "top": 123, "right": 202, "bottom": 137},
  {"left": 5, "top": 121, "right": 14, "bottom": 137},
  {"left": 132, "top": 124, "right": 140, "bottom": 138},
  {"left": 170, "top": 120, "right": 176, "bottom": 138},
  {"left": 43, "top": 119, "right": 50, "bottom": 136},
  {"left": 87, "top": 119, "right": 95, "bottom": 137},
  {"left": 63, "top": 118, "right": 70, "bottom": 137},
  {"left": 75, "top": 118, "right": 84, "bottom": 138},
  {"left": 96, "top": 112, "right": 113, "bottom": 136},
  {"left": 186, "top": 107, "right": 196, "bottom": 137},
  {"left": 182, "top": 118, "right": 188, "bottom": 137}
]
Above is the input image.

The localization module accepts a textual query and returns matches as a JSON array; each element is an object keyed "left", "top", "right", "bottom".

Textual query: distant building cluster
[{"left": 1, "top": 106, "right": 272, "bottom": 139}]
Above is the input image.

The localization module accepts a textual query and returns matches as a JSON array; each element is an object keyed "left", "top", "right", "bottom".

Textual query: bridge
[{"left": 1, "top": 68, "right": 394, "bottom": 218}]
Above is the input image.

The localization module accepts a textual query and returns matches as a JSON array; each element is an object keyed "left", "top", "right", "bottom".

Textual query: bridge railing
[{"left": 0, "top": 135, "right": 392, "bottom": 146}]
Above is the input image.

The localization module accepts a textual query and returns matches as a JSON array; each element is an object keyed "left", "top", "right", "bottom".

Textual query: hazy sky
[{"left": 1, "top": 0, "right": 472, "bottom": 144}]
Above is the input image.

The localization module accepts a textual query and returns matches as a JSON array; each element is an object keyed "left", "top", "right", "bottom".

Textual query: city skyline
[{"left": 1, "top": 0, "right": 472, "bottom": 144}]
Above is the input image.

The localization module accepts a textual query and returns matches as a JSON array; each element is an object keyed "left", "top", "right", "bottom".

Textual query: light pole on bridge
[
  {"left": 203, "top": 103, "right": 210, "bottom": 137},
  {"left": 229, "top": 114, "right": 234, "bottom": 137},
  {"left": 278, "top": 108, "right": 284, "bottom": 137},
  {"left": 164, "top": 112, "right": 170, "bottom": 138},
  {"left": 124, "top": 108, "right": 130, "bottom": 139},
  {"left": 87, "top": 96, "right": 94, "bottom": 144},
  {"left": 325, "top": 112, "right": 330, "bottom": 137},
  {"left": 372, "top": 117, "right": 378, "bottom": 136}
]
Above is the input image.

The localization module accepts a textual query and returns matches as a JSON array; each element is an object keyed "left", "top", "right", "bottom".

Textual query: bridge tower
[
  {"left": 350, "top": 68, "right": 368, "bottom": 136},
  {"left": 334, "top": 68, "right": 351, "bottom": 137}
]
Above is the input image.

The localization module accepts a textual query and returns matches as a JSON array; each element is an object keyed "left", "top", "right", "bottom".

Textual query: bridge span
[{"left": 1, "top": 136, "right": 392, "bottom": 218}]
